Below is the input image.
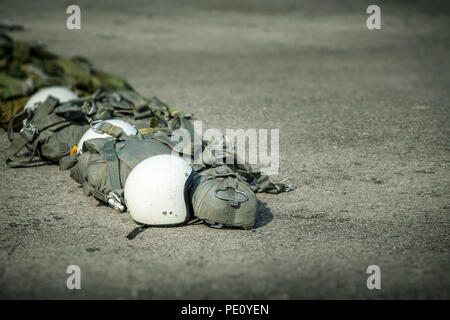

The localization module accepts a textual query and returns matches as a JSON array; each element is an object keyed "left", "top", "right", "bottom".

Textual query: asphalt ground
[{"left": 0, "top": 0, "right": 449, "bottom": 299}]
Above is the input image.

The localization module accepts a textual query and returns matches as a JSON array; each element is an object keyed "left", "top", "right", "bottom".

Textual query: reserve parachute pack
[
  {"left": 5, "top": 89, "right": 191, "bottom": 167},
  {"left": 190, "top": 165, "right": 258, "bottom": 229}
]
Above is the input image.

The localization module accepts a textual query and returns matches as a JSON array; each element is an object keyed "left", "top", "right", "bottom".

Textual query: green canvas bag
[
  {"left": 5, "top": 96, "right": 89, "bottom": 167},
  {"left": 65, "top": 134, "right": 174, "bottom": 211},
  {"left": 189, "top": 165, "right": 258, "bottom": 229}
]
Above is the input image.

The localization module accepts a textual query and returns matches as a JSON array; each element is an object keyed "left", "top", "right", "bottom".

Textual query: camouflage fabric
[
  {"left": 0, "top": 96, "right": 28, "bottom": 129},
  {"left": 0, "top": 31, "right": 133, "bottom": 128},
  {"left": 76, "top": 89, "right": 191, "bottom": 126}
]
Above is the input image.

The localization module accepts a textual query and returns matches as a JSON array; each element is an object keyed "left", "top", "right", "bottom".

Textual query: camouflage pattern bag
[
  {"left": 75, "top": 89, "right": 191, "bottom": 128},
  {"left": 0, "top": 31, "right": 133, "bottom": 129}
]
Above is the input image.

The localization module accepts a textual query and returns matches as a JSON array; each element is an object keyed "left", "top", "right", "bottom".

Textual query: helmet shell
[
  {"left": 25, "top": 86, "right": 78, "bottom": 110},
  {"left": 124, "top": 154, "right": 193, "bottom": 226},
  {"left": 77, "top": 119, "right": 137, "bottom": 154}
]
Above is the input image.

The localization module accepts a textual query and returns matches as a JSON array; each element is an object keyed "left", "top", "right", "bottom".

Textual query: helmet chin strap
[
  {"left": 125, "top": 224, "right": 150, "bottom": 240},
  {"left": 204, "top": 220, "right": 224, "bottom": 229}
]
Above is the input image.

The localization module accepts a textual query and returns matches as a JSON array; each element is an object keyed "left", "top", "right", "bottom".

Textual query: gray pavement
[{"left": 0, "top": 0, "right": 449, "bottom": 299}]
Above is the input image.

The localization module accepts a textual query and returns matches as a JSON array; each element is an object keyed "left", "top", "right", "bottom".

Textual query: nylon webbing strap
[
  {"left": 5, "top": 96, "right": 61, "bottom": 167},
  {"left": 252, "top": 175, "right": 295, "bottom": 194},
  {"left": 119, "top": 90, "right": 147, "bottom": 111},
  {"left": 210, "top": 167, "right": 238, "bottom": 178},
  {"left": 59, "top": 154, "right": 77, "bottom": 171},
  {"left": 96, "top": 121, "right": 126, "bottom": 138},
  {"left": 152, "top": 132, "right": 196, "bottom": 159},
  {"left": 31, "top": 96, "right": 59, "bottom": 125},
  {"left": 151, "top": 133, "right": 178, "bottom": 150},
  {"left": 7, "top": 109, "right": 28, "bottom": 142},
  {"left": 6, "top": 126, "right": 35, "bottom": 158},
  {"left": 82, "top": 182, "right": 107, "bottom": 202},
  {"left": 133, "top": 109, "right": 152, "bottom": 120},
  {"left": 37, "top": 112, "right": 67, "bottom": 129},
  {"left": 169, "top": 116, "right": 195, "bottom": 142},
  {"left": 226, "top": 178, "right": 238, "bottom": 225},
  {"left": 5, "top": 140, "right": 40, "bottom": 167},
  {"left": 102, "top": 140, "right": 122, "bottom": 192}
]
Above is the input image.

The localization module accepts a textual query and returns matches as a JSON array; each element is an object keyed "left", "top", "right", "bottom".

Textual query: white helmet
[
  {"left": 25, "top": 86, "right": 78, "bottom": 111},
  {"left": 124, "top": 154, "right": 194, "bottom": 226},
  {"left": 77, "top": 119, "right": 138, "bottom": 154}
]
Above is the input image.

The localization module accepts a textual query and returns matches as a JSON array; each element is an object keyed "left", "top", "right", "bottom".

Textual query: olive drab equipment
[
  {"left": 63, "top": 133, "right": 259, "bottom": 229},
  {"left": 190, "top": 165, "right": 258, "bottom": 229},
  {"left": 61, "top": 116, "right": 195, "bottom": 210},
  {"left": 200, "top": 136, "right": 295, "bottom": 194},
  {"left": 77, "top": 119, "right": 138, "bottom": 154},
  {"left": 80, "top": 89, "right": 190, "bottom": 124},
  {"left": 0, "top": 31, "right": 133, "bottom": 129},
  {"left": 62, "top": 124, "right": 294, "bottom": 229},
  {"left": 5, "top": 96, "right": 89, "bottom": 167},
  {"left": 65, "top": 135, "right": 175, "bottom": 212},
  {"left": 1, "top": 28, "right": 295, "bottom": 232},
  {"left": 24, "top": 86, "right": 78, "bottom": 110},
  {"left": 4, "top": 88, "right": 192, "bottom": 167}
]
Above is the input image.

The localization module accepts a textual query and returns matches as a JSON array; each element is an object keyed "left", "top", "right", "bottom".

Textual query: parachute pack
[
  {"left": 2, "top": 30, "right": 294, "bottom": 231},
  {"left": 0, "top": 31, "right": 133, "bottom": 129},
  {"left": 5, "top": 89, "right": 191, "bottom": 167},
  {"left": 61, "top": 131, "right": 268, "bottom": 229},
  {"left": 5, "top": 94, "right": 293, "bottom": 230}
]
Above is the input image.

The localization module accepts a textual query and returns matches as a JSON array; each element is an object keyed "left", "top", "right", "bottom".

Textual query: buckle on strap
[
  {"left": 214, "top": 186, "right": 249, "bottom": 206},
  {"left": 107, "top": 192, "right": 125, "bottom": 212},
  {"left": 20, "top": 123, "right": 38, "bottom": 142},
  {"left": 204, "top": 220, "right": 224, "bottom": 229},
  {"left": 91, "top": 120, "right": 105, "bottom": 134}
]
